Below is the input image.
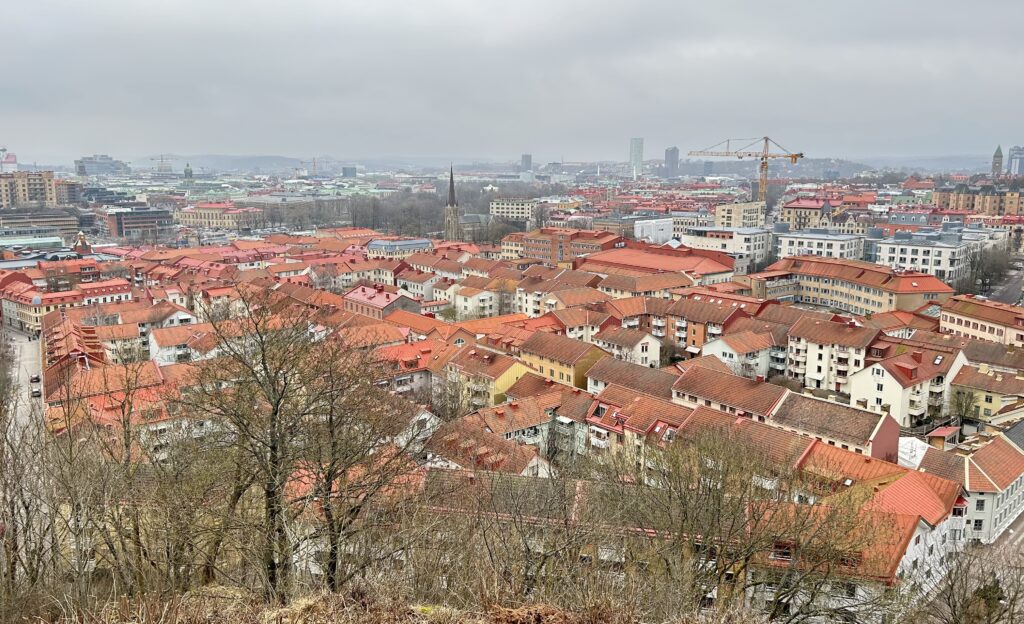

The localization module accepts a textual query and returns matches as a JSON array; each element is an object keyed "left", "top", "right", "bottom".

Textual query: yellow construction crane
[{"left": 689, "top": 136, "right": 803, "bottom": 202}]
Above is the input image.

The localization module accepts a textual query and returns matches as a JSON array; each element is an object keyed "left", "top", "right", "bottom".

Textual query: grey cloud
[{"left": 3, "top": 0, "right": 1022, "bottom": 164}]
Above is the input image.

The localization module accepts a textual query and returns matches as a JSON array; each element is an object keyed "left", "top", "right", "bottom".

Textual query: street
[
  {"left": 990, "top": 268, "right": 1024, "bottom": 304},
  {"left": 5, "top": 329, "right": 42, "bottom": 426}
]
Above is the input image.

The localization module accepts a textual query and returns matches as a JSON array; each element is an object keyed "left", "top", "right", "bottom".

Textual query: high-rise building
[
  {"left": 629, "top": 138, "right": 644, "bottom": 180},
  {"left": 74, "top": 154, "right": 130, "bottom": 177},
  {"left": 1008, "top": 146, "right": 1024, "bottom": 176},
  {"left": 443, "top": 166, "right": 463, "bottom": 241},
  {"left": 993, "top": 145, "right": 1004, "bottom": 178},
  {"left": 703, "top": 161, "right": 714, "bottom": 176},
  {"left": 664, "top": 146, "right": 679, "bottom": 177},
  {"left": 0, "top": 171, "right": 57, "bottom": 209},
  {"left": 520, "top": 154, "right": 532, "bottom": 172},
  {"left": 341, "top": 166, "right": 358, "bottom": 178}
]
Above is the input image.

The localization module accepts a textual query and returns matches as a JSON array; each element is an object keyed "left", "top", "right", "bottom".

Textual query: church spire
[
  {"left": 447, "top": 164, "right": 457, "bottom": 207},
  {"left": 444, "top": 165, "right": 463, "bottom": 241}
]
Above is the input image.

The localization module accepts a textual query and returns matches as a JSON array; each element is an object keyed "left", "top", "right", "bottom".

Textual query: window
[
  {"left": 973, "top": 519, "right": 984, "bottom": 532},
  {"left": 977, "top": 499, "right": 986, "bottom": 512},
  {"left": 876, "top": 383, "right": 884, "bottom": 392}
]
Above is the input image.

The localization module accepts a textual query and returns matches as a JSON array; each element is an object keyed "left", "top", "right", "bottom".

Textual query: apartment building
[
  {"left": 671, "top": 210, "right": 715, "bottom": 238},
  {"left": 850, "top": 346, "right": 967, "bottom": 429},
  {"left": 774, "top": 227, "right": 864, "bottom": 261},
  {"left": 940, "top": 295, "right": 1024, "bottom": 347},
  {"left": 519, "top": 228, "right": 622, "bottom": 266},
  {"left": 592, "top": 327, "right": 661, "bottom": 367},
  {"left": 342, "top": 284, "right": 421, "bottom": 320},
  {"left": 672, "top": 226, "right": 771, "bottom": 274},
  {"left": 0, "top": 171, "right": 57, "bottom": 208},
  {"left": 788, "top": 318, "right": 878, "bottom": 395},
  {"left": 743, "top": 256, "right": 954, "bottom": 316},
  {"left": 519, "top": 331, "right": 607, "bottom": 389},
  {"left": 714, "top": 201, "right": 766, "bottom": 228},
  {"left": 445, "top": 345, "right": 530, "bottom": 408},
  {"left": 933, "top": 187, "right": 1024, "bottom": 216},
  {"left": 489, "top": 198, "right": 538, "bottom": 223},
  {"left": 951, "top": 364, "right": 1024, "bottom": 427}
]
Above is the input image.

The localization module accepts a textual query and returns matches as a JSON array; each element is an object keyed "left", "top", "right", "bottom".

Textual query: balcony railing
[{"left": 590, "top": 436, "right": 610, "bottom": 449}]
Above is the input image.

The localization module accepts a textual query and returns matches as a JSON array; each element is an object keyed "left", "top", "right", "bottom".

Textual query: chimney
[
  {"left": 911, "top": 351, "right": 923, "bottom": 363},
  {"left": 847, "top": 321, "right": 856, "bottom": 328},
  {"left": 979, "top": 363, "right": 990, "bottom": 374},
  {"left": 495, "top": 409, "right": 505, "bottom": 417},
  {"left": 756, "top": 375, "right": 765, "bottom": 383},
  {"left": 510, "top": 402, "right": 519, "bottom": 409}
]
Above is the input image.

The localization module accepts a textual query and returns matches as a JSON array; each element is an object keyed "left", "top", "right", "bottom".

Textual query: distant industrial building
[
  {"left": 74, "top": 154, "right": 131, "bottom": 176},
  {"left": 0, "top": 171, "right": 57, "bottom": 209},
  {"left": 629, "top": 138, "right": 644, "bottom": 180},
  {"left": 341, "top": 167, "right": 358, "bottom": 178},
  {"left": 520, "top": 154, "right": 532, "bottom": 172},
  {"left": 96, "top": 205, "right": 174, "bottom": 242}
]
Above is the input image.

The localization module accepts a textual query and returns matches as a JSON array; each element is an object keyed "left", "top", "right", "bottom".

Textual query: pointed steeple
[{"left": 447, "top": 165, "right": 457, "bottom": 207}]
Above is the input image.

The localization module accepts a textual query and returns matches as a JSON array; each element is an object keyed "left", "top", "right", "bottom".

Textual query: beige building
[
  {"left": 940, "top": 295, "right": 1024, "bottom": 347},
  {"left": 740, "top": 256, "right": 955, "bottom": 315},
  {"left": 0, "top": 171, "right": 57, "bottom": 208},
  {"left": 714, "top": 201, "right": 765, "bottom": 228},
  {"left": 175, "top": 203, "right": 262, "bottom": 230},
  {"left": 489, "top": 198, "right": 538, "bottom": 223},
  {"left": 933, "top": 188, "right": 1024, "bottom": 216}
]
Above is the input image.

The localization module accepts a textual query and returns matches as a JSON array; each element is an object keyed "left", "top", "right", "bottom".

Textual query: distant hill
[
  {"left": 858, "top": 154, "right": 991, "bottom": 174},
  {"left": 132, "top": 154, "right": 306, "bottom": 174}
]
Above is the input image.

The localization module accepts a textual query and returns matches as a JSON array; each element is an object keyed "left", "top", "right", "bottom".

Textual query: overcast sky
[{"left": 4, "top": 0, "right": 1022, "bottom": 165}]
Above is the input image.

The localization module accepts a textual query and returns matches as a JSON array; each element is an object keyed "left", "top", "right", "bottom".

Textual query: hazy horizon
[{"left": 5, "top": 0, "right": 1022, "bottom": 165}]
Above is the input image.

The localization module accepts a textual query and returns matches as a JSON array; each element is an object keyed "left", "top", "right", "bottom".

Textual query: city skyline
[{"left": 4, "top": 0, "right": 1022, "bottom": 164}]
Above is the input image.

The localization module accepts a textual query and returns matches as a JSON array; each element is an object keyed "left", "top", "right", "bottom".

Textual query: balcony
[
  {"left": 789, "top": 362, "right": 806, "bottom": 374},
  {"left": 652, "top": 329, "right": 665, "bottom": 338},
  {"left": 468, "top": 383, "right": 488, "bottom": 393},
  {"left": 652, "top": 318, "right": 666, "bottom": 328},
  {"left": 624, "top": 319, "right": 639, "bottom": 328},
  {"left": 836, "top": 359, "right": 849, "bottom": 371},
  {"left": 770, "top": 360, "right": 787, "bottom": 370},
  {"left": 590, "top": 436, "right": 610, "bottom": 449},
  {"left": 555, "top": 422, "right": 574, "bottom": 436},
  {"left": 908, "top": 401, "right": 926, "bottom": 416},
  {"left": 791, "top": 352, "right": 806, "bottom": 362},
  {"left": 928, "top": 395, "right": 944, "bottom": 407},
  {"left": 676, "top": 319, "right": 688, "bottom": 329},
  {"left": 708, "top": 325, "right": 722, "bottom": 335},
  {"left": 470, "top": 396, "right": 488, "bottom": 407}
]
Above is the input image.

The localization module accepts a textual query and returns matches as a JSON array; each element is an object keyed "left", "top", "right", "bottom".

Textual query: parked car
[
  {"left": 30, "top": 389, "right": 41, "bottom": 398},
  {"left": 30, "top": 374, "right": 40, "bottom": 383}
]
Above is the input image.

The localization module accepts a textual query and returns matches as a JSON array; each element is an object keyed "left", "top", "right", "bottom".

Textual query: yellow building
[
  {"left": 519, "top": 332, "right": 607, "bottom": 389},
  {"left": 714, "top": 201, "right": 766, "bottom": 228},
  {"left": 446, "top": 345, "right": 530, "bottom": 408},
  {"left": 951, "top": 364, "right": 1024, "bottom": 425},
  {"left": 175, "top": 203, "right": 262, "bottom": 230},
  {"left": 0, "top": 171, "right": 57, "bottom": 208}
]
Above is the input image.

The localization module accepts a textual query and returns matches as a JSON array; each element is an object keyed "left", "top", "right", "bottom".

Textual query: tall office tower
[
  {"left": 993, "top": 145, "right": 1004, "bottom": 178},
  {"left": 629, "top": 138, "right": 644, "bottom": 180},
  {"left": 703, "top": 160, "right": 714, "bottom": 176},
  {"left": 521, "top": 153, "right": 532, "bottom": 172},
  {"left": 1008, "top": 146, "right": 1024, "bottom": 176},
  {"left": 664, "top": 146, "right": 679, "bottom": 177}
]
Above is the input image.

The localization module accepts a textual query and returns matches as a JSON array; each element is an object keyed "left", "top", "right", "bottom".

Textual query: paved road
[
  {"left": 990, "top": 268, "right": 1024, "bottom": 304},
  {"left": 4, "top": 329, "right": 42, "bottom": 426}
]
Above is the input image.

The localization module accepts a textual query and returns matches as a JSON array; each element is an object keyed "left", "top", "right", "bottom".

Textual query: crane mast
[{"left": 689, "top": 136, "right": 803, "bottom": 202}]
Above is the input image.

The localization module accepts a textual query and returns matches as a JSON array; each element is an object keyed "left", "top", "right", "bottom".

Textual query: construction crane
[
  {"left": 689, "top": 137, "right": 803, "bottom": 202},
  {"left": 150, "top": 154, "right": 174, "bottom": 174},
  {"left": 298, "top": 158, "right": 318, "bottom": 177}
]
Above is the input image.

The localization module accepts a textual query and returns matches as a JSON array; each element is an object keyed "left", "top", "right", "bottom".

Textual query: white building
[
  {"left": 592, "top": 327, "right": 661, "bottom": 368},
  {"left": 849, "top": 348, "right": 967, "bottom": 430},
  {"left": 633, "top": 217, "right": 674, "bottom": 244},
  {"left": 673, "top": 226, "right": 771, "bottom": 275},
  {"left": 775, "top": 228, "right": 864, "bottom": 260},
  {"left": 787, "top": 318, "right": 878, "bottom": 395}
]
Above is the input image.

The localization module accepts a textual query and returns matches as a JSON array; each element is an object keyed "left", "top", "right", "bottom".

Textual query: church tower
[
  {"left": 993, "top": 146, "right": 1004, "bottom": 179},
  {"left": 443, "top": 165, "right": 463, "bottom": 241}
]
